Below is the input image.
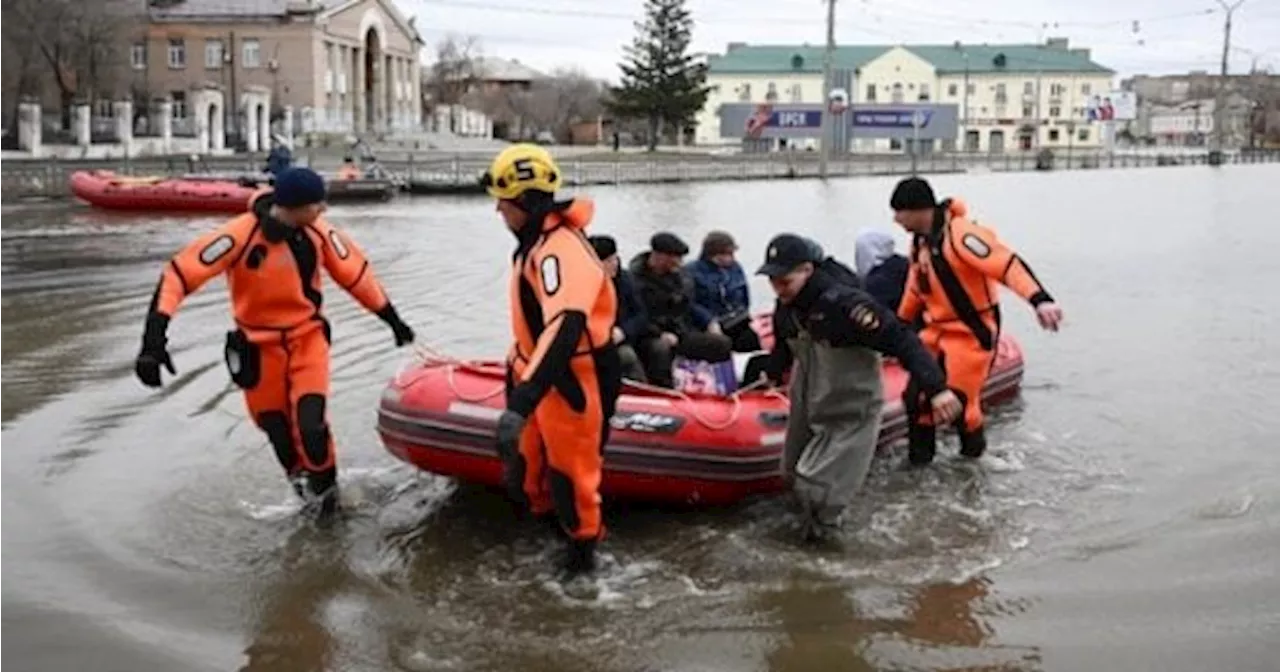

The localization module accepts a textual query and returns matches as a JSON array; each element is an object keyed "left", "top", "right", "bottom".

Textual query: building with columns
[{"left": 139, "top": 0, "right": 424, "bottom": 142}]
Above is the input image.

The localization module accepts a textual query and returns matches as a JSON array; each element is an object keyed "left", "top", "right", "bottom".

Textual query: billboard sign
[
  {"left": 719, "top": 102, "right": 958, "bottom": 140},
  {"left": 1086, "top": 91, "right": 1137, "bottom": 121},
  {"left": 846, "top": 103, "right": 958, "bottom": 140},
  {"left": 725, "top": 103, "right": 828, "bottom": 139}
]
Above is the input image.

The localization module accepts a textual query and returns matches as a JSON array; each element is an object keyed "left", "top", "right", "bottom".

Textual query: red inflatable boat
[
  {"left": 69, "top": 170, "right": 398, "bottom": 213},
  {"left": 378, "top": 314, "right": 1025, "bottom": 506},
  {"left": 69, "top": 170, "right": 257, "bottom": 213}
]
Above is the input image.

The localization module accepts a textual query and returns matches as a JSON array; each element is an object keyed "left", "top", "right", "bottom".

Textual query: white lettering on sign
[{"left": 777, "top": 112, "right": 809, "bottom": 127}]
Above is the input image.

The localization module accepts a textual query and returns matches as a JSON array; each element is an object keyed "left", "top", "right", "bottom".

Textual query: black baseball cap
[{"left": 756, "top": 233, "right": 817, "bottom": 277}]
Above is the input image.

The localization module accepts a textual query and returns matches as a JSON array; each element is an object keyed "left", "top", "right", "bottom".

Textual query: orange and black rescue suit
[
  {"left": 138, "top": 192, "right": 410, "bottom": 499},
  {"left": 500, "top": 198, "right": 621, "bottom": 543},
  {"left": 898, "top": 198, "right": 1053, "bottom": 464}
]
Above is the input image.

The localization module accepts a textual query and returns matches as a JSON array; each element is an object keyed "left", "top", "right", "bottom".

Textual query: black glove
[
  {"left": 495, "top": 408, "right": 528, "bottom": 504},
  {"left": 495, "top": 409, "right": 527, "bottom": 460},
  {"left": 135, "top": 313, "right": 176, "bottom": 388},
  {"left": 376, "top": 303, "right": 415, "bottom": 347}
]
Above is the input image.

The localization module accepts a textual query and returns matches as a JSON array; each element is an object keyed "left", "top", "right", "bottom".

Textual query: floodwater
[{"left": 4, "top": 165, "right": 1279, "bottom": 671}]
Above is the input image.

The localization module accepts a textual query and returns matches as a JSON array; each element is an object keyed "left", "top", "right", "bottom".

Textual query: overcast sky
[{"left": 400, "top": 0, "right": 1280, "bottom": 83}]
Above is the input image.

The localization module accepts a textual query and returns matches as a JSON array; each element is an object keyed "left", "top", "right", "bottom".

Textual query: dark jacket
[
  {"left": 629, "top": 252, "right": 713, "bottom": 338},
  {"left": 763, "top": 262, "right": 946, "bottom": 396},
  {"left": 265, "top": 146, "right": 293, "bottom": 178},
  {"left": 685, "top": 258, "right": 751, "bottom": 322},
  {"left": 613, "top": 268, "right": 648, "bottom": 344},
  {"left": 863, "top": 254, "right": 909, "bottom": 313}
]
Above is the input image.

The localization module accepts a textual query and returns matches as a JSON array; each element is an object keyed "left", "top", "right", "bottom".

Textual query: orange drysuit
[
  {"left": 139, "top": 190, "right": 410, "bottom": 501},
  {"left": 898, "top": 198, "right": 1053, "bottom": 460},
  {"left": 502, "top": 198, "right": 621, "bottom": 542}
]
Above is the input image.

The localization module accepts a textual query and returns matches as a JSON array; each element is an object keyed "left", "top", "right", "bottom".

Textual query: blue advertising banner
[
  {"left": 852, "top": 109, "right": 934, "bottom": 128},
  {"left": 846, "top": 104, "right": 958, "bottom": 140},
  {"left": 768, "top": 110, "right": 824, "bottom": 128}
]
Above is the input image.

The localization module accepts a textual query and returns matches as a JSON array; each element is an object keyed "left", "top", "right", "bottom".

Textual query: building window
[
  {"left": 167, "top": 39, "right": 185, "bottom": 69},
  {"left": 765, "top": 82, "right": 778, "bottom": 102},
  {"left": 1049, "top": 106, "right": 1061, "bottom": 118},
  {"left": 865, "top": 84, "right": 876, "bottom": 101},
  {"left": 789, "top": 84, "right": 802, "bottom": 103},
  {"left": 1049, "top": 83, "right": 1065, "bottom": 97},
  {"left": 1082, "top": 83, "right": 1092, "bottom": 96},
  {"left": 205, "top": 39, "right": 224, "bottom": 69},
  {"left": 738, "top": 83, "right": 751, "bottom": 102},
  {"left": 889, "top": 138, "right": 903, "bottom": 150},
  {"left": 966, "top": 82, "right": 975, "bottom": 95},
  {"left": 1048, "top": 128, "right": 1060, "bottom": 142},
  {"left": 1023, "top": 81, "right": 1034, "bottom": 95},
  {"left": 131, "top": 43, "right": 147, "bottom": 70},
  {"left": 918, "top": 83, "right": 930, "bottom": 101},
  {"left": 243, "top": 39, "right": 261, "bottom": 68},
  {"left": 995, "top": 83, "right": 1007, "bottom": 104},
  {"left": 947, "top": 83, "right": 957, "bottom": 97},
  {"left": 171, "top": 91, "right": 188, "bottom": 119},
  {"left": 891, "top": 83, "right": 903, "bottom": 103},
  {"left": 1022, "top": 104, "right": 1033, "bottom": 118},
  {"left": 1078, "top": 127, "right": 1089, "bottom": 142}
]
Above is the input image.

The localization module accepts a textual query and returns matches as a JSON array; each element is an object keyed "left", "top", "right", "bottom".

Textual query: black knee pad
[
  {"left": 548, "top": 469, "right": 581, "bottom": 535},
  {"left": 295, "top": 394, "right": 331, "bottom": 469},
  {"left": 256, "top": 410, "right": 297, "bottom": 474}
]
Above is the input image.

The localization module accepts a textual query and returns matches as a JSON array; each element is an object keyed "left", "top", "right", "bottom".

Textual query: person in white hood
[{"left": 854, "top": 230, "right": 910, "bottom": 312}]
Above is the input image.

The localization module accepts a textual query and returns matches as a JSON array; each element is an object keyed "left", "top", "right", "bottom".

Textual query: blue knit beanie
[{"left": 274, "top": 167, "right": 327, "bottom": 207}]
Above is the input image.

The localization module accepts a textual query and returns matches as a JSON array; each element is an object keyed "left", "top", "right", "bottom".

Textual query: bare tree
[
  {"left": 517, "top": 68, "right": 606, "bottom": 142},
  {"left": 2, "top": 0, "right": 135, "bottom": 126},
  {"left": 423, "top": 34, "right": 483, "bottom": 107}
]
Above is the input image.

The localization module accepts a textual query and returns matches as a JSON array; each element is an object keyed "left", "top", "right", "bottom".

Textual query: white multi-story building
[{"left": 697, "top": 38, "right": 1115, "bottom": 153}]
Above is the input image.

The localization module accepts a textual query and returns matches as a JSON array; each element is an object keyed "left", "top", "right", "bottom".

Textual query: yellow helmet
[{"left": 481, "top": 143, "right": 561, "bottom": 200}]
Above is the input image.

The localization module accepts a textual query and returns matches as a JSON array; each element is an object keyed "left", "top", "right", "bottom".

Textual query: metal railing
[{"left": 4, "top": 149, "right": 1278, "bottom": 201}]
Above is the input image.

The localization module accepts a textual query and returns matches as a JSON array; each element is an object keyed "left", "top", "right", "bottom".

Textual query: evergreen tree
[{"left": 608, "top": 0, "right": 709, "bottom": 150}]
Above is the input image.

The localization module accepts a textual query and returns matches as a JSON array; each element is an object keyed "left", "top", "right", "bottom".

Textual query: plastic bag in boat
[{"left": 673, "top": 357, "right": 738, "bottom": 396}]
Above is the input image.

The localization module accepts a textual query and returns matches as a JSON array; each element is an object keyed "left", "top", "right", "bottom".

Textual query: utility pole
[
  {"left": 1213, "top": 0, "right": 1247, "bottom": 159},
  {"left": 819, "top": 0, "right": 836, "bottom": 180}
]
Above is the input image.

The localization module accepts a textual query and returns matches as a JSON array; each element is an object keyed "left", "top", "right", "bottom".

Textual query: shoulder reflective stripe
[
  {"left": 199, "top": 234, "right": 235, "bottom": 265},
  {"left": 540, "top": 254, "right": 561, "bottom": 295},
  {"left": 328, "top": 230, "right": 350, "bottom": 259},
  {"left": 962, "top": 233, "right": 991, "bottom": 259},
  {"left": 850, "top": 303, "right": 881, "bottom": 331}
]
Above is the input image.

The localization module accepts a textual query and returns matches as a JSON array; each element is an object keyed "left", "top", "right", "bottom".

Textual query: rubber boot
[
  {"left": 560, "top": 538, "right": 597, "bottom": 579},
  {"left": 907, "top": 422, "right": 937, "bottom": 467},
  {"left": 958, "top": 426, "right": 987, "bottom": 459}
]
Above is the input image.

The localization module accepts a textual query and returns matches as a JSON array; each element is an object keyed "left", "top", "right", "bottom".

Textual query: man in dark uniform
[{"left": 757, "top": 233, "right": 962, "bottom": 542}]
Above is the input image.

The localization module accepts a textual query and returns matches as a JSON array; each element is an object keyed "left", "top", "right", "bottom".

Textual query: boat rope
[{"left": 410, "top": 342, "right": 787, "bottom": 431}]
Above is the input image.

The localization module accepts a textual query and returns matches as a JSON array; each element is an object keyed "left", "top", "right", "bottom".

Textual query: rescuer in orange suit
[
  {"left": 482, "top": 143, "right": 621, "bottom": 577},
  {"left": 891, "top": 176, "right": 1064, "bottom": 466},
  {"left": 133, "top": 167, "right": 415, "bottom": 515}
]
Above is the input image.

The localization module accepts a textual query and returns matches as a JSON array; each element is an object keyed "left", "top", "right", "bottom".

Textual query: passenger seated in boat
[
  {"left": 629, "top": 232, "right": 733, "bottom": 388},
  {"left": 686, "top": 230, "right": 763, "bottom": 353},
  {"left": 337, "top": 157, "right": 361, "bottom": 181},
  {"left": 854, "top": 230, "right": 910, "bottom": 312},
  {"left": 589, "top": 235, "right": 649, "bottom": 382}
]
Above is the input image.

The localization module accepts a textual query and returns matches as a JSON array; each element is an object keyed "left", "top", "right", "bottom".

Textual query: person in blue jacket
[
  {"left": 854, "top": 230, "right": 910, "bottom": 313},
  {"left": 264, "top": 137, "right": 294, "bottom": 180},
  {"left": 686, "top": 230, "right": 762, "bottom": 353},
  {"left": 589, "top": 235, "right": 649, "bottom": 382}
]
